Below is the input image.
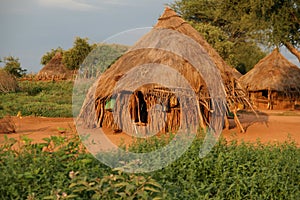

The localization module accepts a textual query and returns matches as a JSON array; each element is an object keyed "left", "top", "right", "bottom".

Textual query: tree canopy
[
  {"left": 41, "top": 37, "right": 95, "bottom": 70},
  {"left": 80, "top": 43, "right": 129, "bottom": 78},
  {"left": 40, "top": 47, "right": 63, "bottom": 65},
  {"left": 171, "top": 0, "right": 300, "bottom": 72},
  {"left": 63, "top": 37, "right": 94, "bottom": 70},
  {"left": 1, "top": 56, "right": 26, "bottom": 78}
]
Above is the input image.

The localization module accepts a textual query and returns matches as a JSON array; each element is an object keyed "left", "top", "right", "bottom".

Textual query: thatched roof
[
  {"left": 37, "top": 52, "right": 74, "bottom": 80},
  {"left": 240, "top": 49, "right": 300, "bottom": 94},
  {"left": 0, "top": 69, "right": 18, "bottom": 93},
  {"left": 93, "top": 7, "right": 245, "bottom": 102},
  {"left": 79, "top": 7, "right": 249, "bottom": 131},
  {"left": 155, "top": 7, "right": 242, "bottom": 80}
]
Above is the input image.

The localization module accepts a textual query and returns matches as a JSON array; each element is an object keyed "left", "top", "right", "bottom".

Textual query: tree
[
  {"left": 171, "top": 0, "right": 300, "bottom": 64},
  {"left": 248, "top": 0, "right": 300, "bottom": 61},
  {"left": 40, "top": 47, "right": 64, "bottom": 65},
  {"left": 170, "top": 0, "right": 266, "bottom": 73},
  {"left": 190, "top": 21, "right": 265, "bottom": 73},
  {"left": 2, "top": 56, "right": 26, "bottom": 78},
  {"left": 63, "top": 37, "right": 94, "bottom": 70}
]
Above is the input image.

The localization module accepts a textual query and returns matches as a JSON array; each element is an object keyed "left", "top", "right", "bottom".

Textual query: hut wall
[
  {"left": 100, "top": 91, "right": 181, "bottom": 134},
  {"left": 249, "top": 91, "right": 296, "bottom": 110}
]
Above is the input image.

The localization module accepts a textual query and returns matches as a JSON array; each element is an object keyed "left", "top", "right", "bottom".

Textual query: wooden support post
[
  {"left": 267, "top": 88, "right": 272, "bottom": 110},
  {"left": 197, "top": 99, "right": 207, "bottom": 131},
  {"left": 233, "top": 106, "right": 245, "bottom": 133},
  {"left": 97, "top": 102, "right": 105, "bottom": 128},
  {"left": 224, "top": 115, "right": 230, "bottom": 130}
]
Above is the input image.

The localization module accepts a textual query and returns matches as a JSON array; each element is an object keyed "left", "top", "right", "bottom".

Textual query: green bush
[
  {"left": 1, "top": 134, "right": 299, "bottom": 199},
  {"left": 0, "top": 81, "right": 73, "bottom": 117},
  {"left": 0, "top": 135, "right": 164, "bottom": 200}
]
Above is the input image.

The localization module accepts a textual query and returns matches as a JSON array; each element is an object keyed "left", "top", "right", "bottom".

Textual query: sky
[{"left": 0, "top": 0, "right": 299, "bottom": 73}]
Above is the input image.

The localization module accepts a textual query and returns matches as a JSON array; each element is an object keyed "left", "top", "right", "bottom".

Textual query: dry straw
[
  {"left": 79, "top": 7, "right": 250, "bottom": 133},
  {"left": 0, "top": 69, "right": 18, "bottom": 93},
  {"left": 36, "top": 52, "right": 75, "bottom": 81},
  {"left": 240, "top": 48, "right": 300, "bottom": 110},
  {"left": 0, "top": 116, "right": 16, "bottom": 134},
  {"left": 240, "top": 48, "right": 300, "bottom": 95}
]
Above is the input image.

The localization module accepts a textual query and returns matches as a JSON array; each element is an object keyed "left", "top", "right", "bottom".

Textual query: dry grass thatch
[
  {"left": 240, "top": 49, "right": 300, "bottom": 110},
  {"left": 0, "top": 116, "right": 16, "bottom": 134},
  {"left": 0, "top": 69, "right": 18, "bottom": 93},
  {"left": 78, "top": 7, "right": 250, "bottom": 133},
  {"left": 36, "top": 52, "right": 75, "bottom": 81},
  {"left": 240, "top": 49, "right": 300, "bottom": 94}
]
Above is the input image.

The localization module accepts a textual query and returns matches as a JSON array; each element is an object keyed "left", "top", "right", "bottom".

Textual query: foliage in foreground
[
  {"left": 0, "top": 81, "right": 73, "bottom": 118},
  {"left": 0, "top": 134, "right": 300, "bottom": 199}
]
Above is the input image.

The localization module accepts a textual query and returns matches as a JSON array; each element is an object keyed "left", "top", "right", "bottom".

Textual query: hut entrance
[{"left": 129, "top": 91, "right": 148, "bottom": 125}]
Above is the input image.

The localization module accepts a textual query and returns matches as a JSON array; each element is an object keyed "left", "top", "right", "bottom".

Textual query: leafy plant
[
  {"left": 0, "top": 133, "right": 299, "bottom": 199},
  {"left": 0, "top": 81, "right": 73, "bottom": 117}
]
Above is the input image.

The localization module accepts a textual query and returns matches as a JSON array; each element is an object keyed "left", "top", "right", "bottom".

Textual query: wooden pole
[
  {"left": 267, "top": 88, "right": 272, "bottom": 110},
  {"left": 224, "top": 115, "right": 230, "bottom": 130},
  {"left": 233, "top": 106, "right": 245, "bottom": 133}
]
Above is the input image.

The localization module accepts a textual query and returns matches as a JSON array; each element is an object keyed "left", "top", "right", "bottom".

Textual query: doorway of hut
[{"left": 129, "top": 91, "right": 148, "bottom": 126}]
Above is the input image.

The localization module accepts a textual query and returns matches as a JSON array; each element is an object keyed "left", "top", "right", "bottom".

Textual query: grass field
[{"left": 0, "top": 81, "right": 73, "bottom": 118}]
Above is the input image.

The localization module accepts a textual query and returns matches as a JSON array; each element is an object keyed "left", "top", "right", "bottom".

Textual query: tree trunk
[{"left": 283, "top": 42, "right": 300, "bottom": 63}]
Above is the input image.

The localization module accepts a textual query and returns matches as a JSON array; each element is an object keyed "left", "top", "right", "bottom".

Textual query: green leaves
[
  {"left": 170, "top": 0, "right": 300, "bottom": 72},
  {"left": 1, "top": 134, "right": 300, "bottom": 199},
  {"left": 40, "top": 47, "right": 64, "bottom": 66},
  {"left": 0, "top": 81, "right": 73, "bottom": 117},
  {"left": 62, "top": 37, "right": 93, "bottom": 70},
  {"left": 1, "top": 56, "right": 26, "bottom": 78}
]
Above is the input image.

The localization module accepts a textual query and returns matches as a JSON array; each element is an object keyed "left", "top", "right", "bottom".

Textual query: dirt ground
[{"left": 1, "top": 110, "right": 300, "bottom": 148}]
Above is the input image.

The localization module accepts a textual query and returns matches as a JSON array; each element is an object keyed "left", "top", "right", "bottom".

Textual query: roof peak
[{"left": 157, "top": 7, "right": 180, "bottom": 21}]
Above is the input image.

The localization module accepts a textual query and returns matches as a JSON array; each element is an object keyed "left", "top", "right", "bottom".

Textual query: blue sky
[
  {"left": 0, "top": 0, "right": 174, "bottom": 72},
  {"left": 0, "top": 0, "right": 299, "bottom": 73}
]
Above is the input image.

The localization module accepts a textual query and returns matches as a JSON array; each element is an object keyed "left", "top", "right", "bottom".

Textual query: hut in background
[
  {"left": 79, "top": 7, "right": 250, "bottom": 133},
  {"left": 36, "top": 52, "right": 75, "bottom": 81},
  {"left": 0, "top": 69, "right": 18, "bottom": 93},
  {"left": 240, "top": 49, "right": 300, "bottom": 110}
]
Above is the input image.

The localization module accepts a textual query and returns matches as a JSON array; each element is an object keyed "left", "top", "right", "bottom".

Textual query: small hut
[
  {"left": 0, "top": 69, "right": 18, "bottom": 93},
  {"left": 240, "top": 48, "right": 300, "bottom": 110},
  {"left": 79, "top": 7, "right": 250, "bottom": 133},
  {"left": 36, "top": 52, "right": 74, "bottom": 81}
]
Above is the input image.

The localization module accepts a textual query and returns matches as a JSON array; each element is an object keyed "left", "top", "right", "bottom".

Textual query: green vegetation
[
  {"left": 63, "top": 37, "right": 95, "bottom": 70},
  {"left": 40, "top": 47, "right": 64, "bottom": 66},
  {"left": 0, "top": 135, "right": 165, "bottom": 200},
  {"left": 80, "top": 43, "right": 129, "bottom": 78},
  {"left": 41, "top": 37, "right": 95, "bottom": 70},
  {"left": 171, "top": 0, "right": 300, "bottom": 72},
  {"left": 1, "top": 134, "right": 299, "bottom": 199},
  {"left": 0, "top": 81, "right": 73, "bottom": 118},
  {"left": 1, "top": 56, "right": 26, "bottom": 78}
]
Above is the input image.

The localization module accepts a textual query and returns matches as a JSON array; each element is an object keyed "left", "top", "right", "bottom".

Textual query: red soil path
[{"left": 1, "top": 110, "right": 299, "bottom": 148}]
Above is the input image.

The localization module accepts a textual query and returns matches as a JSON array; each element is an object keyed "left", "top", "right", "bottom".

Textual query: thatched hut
[
  {"left": 0, "top": 69, "right": 18, "bottom": 93},
  {"left": 36, "top": 52, "right": 74, "bottom": 81},
  {"left": 79, "top": 7, "right": 250, "bottom": 133},
  {"left": 240, "top": 48, "right": 300, "bottom": 110}
]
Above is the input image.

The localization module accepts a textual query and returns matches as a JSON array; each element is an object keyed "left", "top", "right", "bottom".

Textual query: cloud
[{"left": 38, "top": 0, "right": 98, "bottom": 11}]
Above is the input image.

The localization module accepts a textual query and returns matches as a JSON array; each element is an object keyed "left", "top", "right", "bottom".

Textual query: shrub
[
  {"left": 0, "top": 81, "right": 73, "bottom": 117},
  {"left": 1, "top": 133, "right": 300, "bottom": 199},
  {"left": 0, "top": 135, "right": 165, "bottom": 199}
]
